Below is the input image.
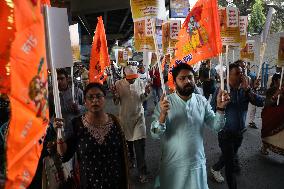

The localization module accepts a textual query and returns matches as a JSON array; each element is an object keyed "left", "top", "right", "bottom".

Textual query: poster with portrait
[
  {"left": 240, "top": 40, "right": 255, "bottom": 61},
  {"left": 219, "top": 7, "right": 240, "bottom": 46},
  {"left": 134, "top": 18, "right": 155, "bottom": 52},
  {"left": 162, "top": 20, "right": 181, "bottom": 54}
]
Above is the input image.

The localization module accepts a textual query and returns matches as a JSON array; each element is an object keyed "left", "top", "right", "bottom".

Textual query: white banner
[{"left": 45, "top": 7, "right": 73, "bottom": 69}]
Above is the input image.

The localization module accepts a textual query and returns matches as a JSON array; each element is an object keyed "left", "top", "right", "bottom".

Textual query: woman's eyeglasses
[{"left": 86, "top": 94, "right": 105, "bottom": 100}]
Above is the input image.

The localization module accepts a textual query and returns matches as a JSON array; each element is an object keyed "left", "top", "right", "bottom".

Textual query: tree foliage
[{"left": 249, "top": 0, "right": 266, "bottom": 34}]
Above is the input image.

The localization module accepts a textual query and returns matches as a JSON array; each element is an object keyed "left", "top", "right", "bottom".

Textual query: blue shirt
[{"left": 211, "top": 87, "right": 264, "bottom": 132}]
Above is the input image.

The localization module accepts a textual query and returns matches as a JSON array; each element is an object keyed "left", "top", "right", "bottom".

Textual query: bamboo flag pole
[
  {"left": 71, "top": 66, "right": 75, "bottom": 102},
  {"left": 219, "top": 53, "right": 224, "bottom": 91},
  {"left": 232, "top": 49, "right": 235, "bottom": 63},
  {"left": 225, "top": 45, "right": 230, "bottom": 93},
  {"left": 277, "top": 66, "right": 284, "bottom": 106},
  {"left": 151, "top": 18, "right": 166, "bottom": 95},
  {"left": 257, "top": 7, "right": 276, "bottom": 79}
]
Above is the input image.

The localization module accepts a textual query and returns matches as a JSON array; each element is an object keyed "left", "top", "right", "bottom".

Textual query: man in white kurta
[
  {"left": 113, "top": 65, "right": 150, "bottom": 182},
  {"left": 151, "top": 63, "right": 230, "bottom": 189}
]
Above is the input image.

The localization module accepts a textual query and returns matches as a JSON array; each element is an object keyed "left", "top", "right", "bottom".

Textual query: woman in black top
[{"left": 55, "top": 83, "right": 129, "bottom": 189}]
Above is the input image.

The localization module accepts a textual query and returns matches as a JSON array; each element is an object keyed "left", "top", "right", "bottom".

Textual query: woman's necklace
[{"left": 82, "top": 114, "right": 113, "bottom": 144}]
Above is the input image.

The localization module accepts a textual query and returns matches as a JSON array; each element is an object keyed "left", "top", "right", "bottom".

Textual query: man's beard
[{"left": 176, "top": 83, "right": 195, "bottom": 96}]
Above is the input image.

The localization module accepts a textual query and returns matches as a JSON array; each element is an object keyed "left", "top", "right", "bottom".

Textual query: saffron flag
[
  {"left": 5, "top": 0, "right": 49, "bottom": 188},
  {"left": 89, "top": 16, "right": 110, "bottom": 84},
  {"left": 168, "top": 0, "right": 222, "bottom": 90},
  {"left": 0, "top": 0, "right": 15, "bottom": 94}
]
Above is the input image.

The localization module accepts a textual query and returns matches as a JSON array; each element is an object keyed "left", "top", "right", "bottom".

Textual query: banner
[
  {"left": 69, "top": 23, "right": 81, "bottom": 62},
  {"left": 5, "top": 0, "right": 49, "bottom": 188},
  {"left": 44, "top": 7, "right": 73, "bottom": 69},
  {"left": 130, "top": 0, "right": 166, "bottom": 21},
  {"left": 168, "top": 0, "right": 222, "bottom": 90},
  {"left": 240, "top": 40, "right": 255, "bottom": 61},
  {"left": 0, "top": 0, "right": 15, "bottom": 94},
  {"left": 278, "top": 37, "right": 284, "bottom": 67},
  {"left": 117, "top": 50, "right": 128, "bottom": 67},
  {"left": 219, "top": 7, "right": 240, "bottom": 46},
  {"left": 89, "top": 16, "right": 110, "bottom": 83},
  {"left": 169, "top": 0, "right": 190, "bottom": 18},
  {"left": 162, "top": 20, "right": 181, "bottom": 54},
  {"left": 134, "top": 18, "right": 156, "bottom": 52},
  {"left": 239, "top": 16, "right": 248, "bottom": 49}
]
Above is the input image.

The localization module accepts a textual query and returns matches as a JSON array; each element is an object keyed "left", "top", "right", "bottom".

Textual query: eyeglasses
[{"left": 86, "top": 94, "right": 105, "bottom": 100}]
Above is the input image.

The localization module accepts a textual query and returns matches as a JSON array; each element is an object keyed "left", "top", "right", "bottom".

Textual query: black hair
[
  {"left": 172, "top": 63, "right": 195, "bottom": 82},
  {"left": 271, "top": 73, "right": 281, "bottom": 88},
  {"left": 56, "top": 69, "right": 68, "bottom": 78},
  {"left": 199, "top": 68, "right": 210, "bottom": 79},
  {"left": 229, "top": 61, "right": 242, "bottom": 72},
  {"left": 83, "top": 83, "right": 106, "bottom": 98}
]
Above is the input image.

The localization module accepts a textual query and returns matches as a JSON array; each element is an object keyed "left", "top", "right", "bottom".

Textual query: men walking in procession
[
  {"left": 112, "top": 65, "right": 151, "bottom": 183},
  {"left": 151, "top": 63, "right": 230, "bottom": 189},
  {"left": 210, "top": 61, "right": 265, "bottom": 189}
]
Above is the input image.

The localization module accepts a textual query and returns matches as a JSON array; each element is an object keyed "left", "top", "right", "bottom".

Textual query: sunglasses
[{"left": 86, "top": 93, "right": 105, "bottom": 100}]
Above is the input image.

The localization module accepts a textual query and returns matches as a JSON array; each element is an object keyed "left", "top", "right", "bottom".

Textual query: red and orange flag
[
  {"left": 168, "top": 0, "right": 222, "bottom": 90},
  {"left": 5, "top": 0, "right": 49, "bottom": 188},
  {"left": 89, "top": 16, "right": 110, "bottom": 84}
]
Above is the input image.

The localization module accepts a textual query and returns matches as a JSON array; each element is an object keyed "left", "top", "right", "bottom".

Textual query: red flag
[
  {"left": 0, "top": 0, "right": 16, "bottom": 94},
  {"left": 168, "top": 0, "right": 222, "bottom": 90},
  {"left": 5, "top": 0, "right": 49, "bottom": 188},
  {"left": 89, "top": 16, "right": 110, "bottom": 84}
]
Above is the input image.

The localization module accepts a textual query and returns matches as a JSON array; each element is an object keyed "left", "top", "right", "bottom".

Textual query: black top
[{"left": 63, "top": 114, "right": 128, "bottom": 189}]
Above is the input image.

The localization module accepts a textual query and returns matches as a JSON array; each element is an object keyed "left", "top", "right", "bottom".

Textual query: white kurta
[{"left": 115, "top": 78, "right": 147, "bottom": 141}]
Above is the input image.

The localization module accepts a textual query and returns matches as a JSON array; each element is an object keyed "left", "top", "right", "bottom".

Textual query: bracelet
[
  {"left": 216, "top": 107, "right": 225, "bottom": 111},
  {"left": 57, "top": 140, "right": 65, "bottom": 145}
]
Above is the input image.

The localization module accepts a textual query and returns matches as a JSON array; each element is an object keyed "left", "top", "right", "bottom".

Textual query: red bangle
[{"left": 57, "top": 140, "right": 65, "bottom": 145}]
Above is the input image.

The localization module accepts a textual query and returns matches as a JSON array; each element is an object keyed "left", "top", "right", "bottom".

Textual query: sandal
[
  {"left": 139, "top": 175, "right": 149, "bottom": 183},
  {"left": 260, "top": 146, "right": 269, "bottom": 155}
]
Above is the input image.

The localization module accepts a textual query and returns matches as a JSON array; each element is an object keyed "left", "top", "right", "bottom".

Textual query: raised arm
[{"left": 150, "top": 94, "right": 169, "bottom": 139}]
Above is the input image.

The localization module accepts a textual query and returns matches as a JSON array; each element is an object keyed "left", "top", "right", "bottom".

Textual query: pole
[
  {"left": 277, "top": 67, "right": 284, "bottom": 106},
  {"left": 151, "top": 18, "right": 166, "bottom": 95},
  {"left": 225, "top": 45, "right": 230, "bottom": 93}
]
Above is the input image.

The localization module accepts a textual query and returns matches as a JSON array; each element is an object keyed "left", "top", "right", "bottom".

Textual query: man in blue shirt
[{"left": 210, "top": 61, "right": 264, "bottom": 189}]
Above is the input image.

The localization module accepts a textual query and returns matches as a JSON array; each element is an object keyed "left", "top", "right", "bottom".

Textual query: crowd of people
[{"left": 0, "top": 59, "right": 283, "bottom": 189}]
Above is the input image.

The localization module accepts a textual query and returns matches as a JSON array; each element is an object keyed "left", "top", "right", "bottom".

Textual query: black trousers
[
  {"left": 212, "top": 130, "right": 243, "bottom": 189},
  {"left": 127, "top": 138, "right": 147, "bottom": 175}
]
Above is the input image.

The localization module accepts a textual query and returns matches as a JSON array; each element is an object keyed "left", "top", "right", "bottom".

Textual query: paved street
[{"left": 105, "top": 92, "right": 284, "bottom": 189}]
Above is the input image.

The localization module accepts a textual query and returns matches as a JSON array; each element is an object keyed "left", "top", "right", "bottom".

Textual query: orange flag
[
  {"left": 168, "top": 0, "right": 222, "bottom": 90},
  {"left": 5, "top": 0, "right": 49, "bottom": 188},
  {"left": 89, "top": 16, "right": 110, "bottom": 84},
  {"left": 0, "top": 0, "right": 16, "bottom": 94}
]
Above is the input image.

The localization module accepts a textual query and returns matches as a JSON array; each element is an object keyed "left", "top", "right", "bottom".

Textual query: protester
[
  {"left": 42, "top": 141, "right": 68, "bottom": 189},
  {"left": 151, "top": 63, "right": 230, "bottom": 189},
  {"left": 210, "top": 61, "right": 265, "bottom": 189},
  {"left": 261, "top": 73, "right": 284, "bottom": 156},
  {"left": 55, "top": 83, "right": 129, "bottom": 189},
  {"left": 199, "top": 68, "right": 216, "bottom": 100},
  {"left": 138, "top": 64, "right": 150, "bottom": 114},
  {"left": 238, "top": 61, "right": 260, "bottom": 129},
  {"left": 112, "top": 65, "right": 150, "bottom": 183},
  {"left": 55, "top": 69, "right": 85, "bottom": 139},
  {"left": 150, "top": 65, "right": 162, "bottom": 106}
]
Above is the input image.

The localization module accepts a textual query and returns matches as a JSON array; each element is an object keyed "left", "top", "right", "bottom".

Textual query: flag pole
[
  {"left": 152, "top": 18, "right": 166, "bottom": 95},
  {"left": 71, "top": 66, "right": 75, "bottom": 102},
  {"left": 225, "top": 45, "right": 230, "bottom": 93},
  {"left": 277, "top": 66, "right": 284, "bottom": 106},
  {"left": 257, "top": 7, "right": 275, "bottom": 80}
]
